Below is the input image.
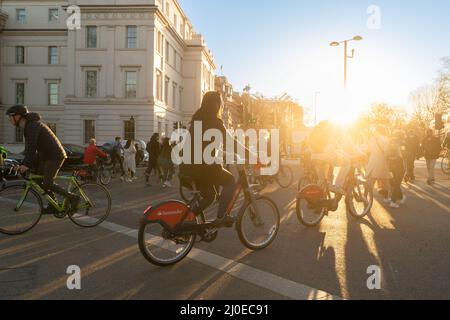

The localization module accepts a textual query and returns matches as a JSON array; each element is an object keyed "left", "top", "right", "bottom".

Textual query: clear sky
[{"left": 179, "top": 0, "right": 450, "bottom": 125}]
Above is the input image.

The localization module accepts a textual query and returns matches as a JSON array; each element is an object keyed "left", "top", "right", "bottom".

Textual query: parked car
[{"left": 61, "top": 144, "right": 86, "bottom": 170}]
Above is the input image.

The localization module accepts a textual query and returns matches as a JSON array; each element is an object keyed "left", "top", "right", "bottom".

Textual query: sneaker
[
  {"left": 125, "top": 178, "right": 132, "bottom": 183},
  {"left": 120, "top": 176, "right": 125, "bottom": 182},
  {"left": 212, "top": 216, "right": 235, "bottom": 228},
  {"left": 390, "top": 202, "right": 400, "bottom": 209},
  {"left": 165, "top": 181, "right": 172, "bottom": 188},
  {"left": 383, "top": 198, "right": 392, "bottom": 204},
  {"left": 162, "top": 182, "right": 167, "bottom": 188}
]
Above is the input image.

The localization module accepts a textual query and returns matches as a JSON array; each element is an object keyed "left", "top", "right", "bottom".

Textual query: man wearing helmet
[{"left": 6, "top": 105, "right": 80, "bottom": 214}]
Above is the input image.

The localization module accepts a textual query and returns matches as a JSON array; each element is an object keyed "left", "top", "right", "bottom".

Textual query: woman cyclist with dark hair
[{"left": 182, "top": 91, "right": 237, "bottom": 227}]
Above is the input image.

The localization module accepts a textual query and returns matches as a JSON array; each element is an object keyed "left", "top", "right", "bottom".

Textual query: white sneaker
[
  {"left": 399, "top": 195, "right": 407, "bottom": 205},
  {"left": 120, "top": 176, "right": 125, "bottom": 182},
  {"left": 125, "top": 178, "right": 132, "bottom": 183},
  {"left": 383, "top": 198, "right": 392, "bottom": 204},
  {"left": 165, "top": 181, "right": 172, "bottom": 188},
  {"left": 390, "top": 202, "right": 400, "bottom": 208}
]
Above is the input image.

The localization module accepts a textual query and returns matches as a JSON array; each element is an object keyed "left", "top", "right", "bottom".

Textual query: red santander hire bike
[{"left": 138, "top": 161, "right": 280, "bottom": 267}]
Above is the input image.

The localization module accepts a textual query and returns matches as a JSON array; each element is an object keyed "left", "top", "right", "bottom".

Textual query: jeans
[
  {"left": 426, "top": 159, "right": 437, "bottom": 181},
  {"left": 404, "top": 152, "right": 416, "bottom": 180}
]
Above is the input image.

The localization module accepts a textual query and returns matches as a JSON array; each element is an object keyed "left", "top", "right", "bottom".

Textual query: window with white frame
[
  {"left": 156, "top": 31, "right": 163, "bottom": 55},
  {"left": 15, "top": 46, "right": 25, "bottom": 64},
  {"left": 49, "top": 8, "right": 59, "bottom": 22},
  {"left": 172, "top": 82, "right": 177, "bottom": 109},
  {"left": 124, "top": 120, "right": 135, "bottom": 141},
  {"left": 16, "top": 9, "right": 26, "bottom": 24},
  {"left": 127, "top": 26, "right": 137, "bottom": 48},
  {"left": 165, "top": 41, "right": 170, "bottom": 63},
  {"left": 125, "top": 71, "right": 137, "bottom": 98},
  {"left": 84, "top": 120, "right": 96, "bottom": 144},
  {"left": 156, "top": 70, "right": 163, "bottom": 101},
  {"left": 48, "top": 83, "right": 59, "bottom": 105},
  {"left": 164, "top": 77, "right": 170, "bottom": 104},
  {"left": 86, "top": 71, "right": 98, "bottom": 97},
  {"left": 16, "top": 83, "right": 25, "bottom": 104},
  {"left": 86, "top": 26, "right": 98, "bottom": 48},
  {"left": 48, "top": 46, "right": 58, "bottom": 64}
]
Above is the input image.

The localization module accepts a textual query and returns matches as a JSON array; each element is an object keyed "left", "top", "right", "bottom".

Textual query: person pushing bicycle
[{"left": 6, "top": 105, "right": 80, "bottom": 215}]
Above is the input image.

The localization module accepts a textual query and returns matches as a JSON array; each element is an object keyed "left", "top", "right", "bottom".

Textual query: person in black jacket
[
  {"left": 181, "top": 91, "right": 237, "bottom": 227},
  {"left": 145, "top": 133, "right": 161, "bottom": 186},
  {"left": 404, "top": 130, "right": 420, "bottom": 182},
  {"left": 421, "top": 129, "right": 442, "bottom": 185},
  {"left": 6, "top": 105, "right": 79, "bottom": 214}
]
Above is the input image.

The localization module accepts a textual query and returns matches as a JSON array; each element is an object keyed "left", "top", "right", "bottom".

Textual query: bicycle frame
[
  {"left": 143, "top": 165, "right": 259, "bottom": 234},
  {"left": 15, "top": 174, "right": 92, "bottom": 213}
]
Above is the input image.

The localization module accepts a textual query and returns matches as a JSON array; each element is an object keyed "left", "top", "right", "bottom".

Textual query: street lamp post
[{"left": 330, "top": 35, "right": 363, "bottom": 88}]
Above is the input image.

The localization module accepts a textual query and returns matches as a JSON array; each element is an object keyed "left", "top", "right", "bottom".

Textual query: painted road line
[{"left": 97, "top": 220, "right": 340, "bottom": 300}]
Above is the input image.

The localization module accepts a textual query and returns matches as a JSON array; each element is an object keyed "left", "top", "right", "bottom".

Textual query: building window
[
  {"left": 86, "top": 26, "right": 98, "bottom": 48},
  {"left": 165, "top": 2, "right": 170, "bottom": 16},
  {"left": 49, "top": 8, "right": 59, "bottom": 22},
  {"left": 16, "top": 9, "right": 26, "bottom": 24},
  {"left": 164, "top": 77, "right": 170, "bottom": 104},
  {"left": 158, "top": 121, "right": 162, "bottom": 134},
  {"left": 15, "top": 127, "right": 24, "bottom": 143},
  {"left": 165, "top": 41, "right": 170, "bottom": 63},
  {"left": 124, "top": 120, "right": 135, "bottom": 141},
  {"left": 86, "top": 71, "right": 98, "bottom": 97},
  {"left": 47, "top": 123, "right": 57, "bottom": 135},
  {"left": 173, "top": 48, "right": 177, "bottom": 67},
  {"left": 127, "top": 26, "right": 137, "bottom": 49},
  {"left": 179, "top": 86, "right": 183, "bottom": 110},
  {"left": 174, "top": 14, "right": 177, "bottom": 28},
  {"left": 84, "top": 120, "right": 96, "bottom": 144},
  {"left": 15, "top": 46, "right": 25, "bottom": 64},
  {"left": 165, "top": 123, "right": 169, "bottom": 137},
  {"left": 125, "top": 71, "right": 137, "bottom": 98},
  {"left": 48, "top": 83, "right": 59, "bottom": 105},
  {"left": 172, "top": 82, "right": 177, "bottom": 109},
  {"left": 156, "top": 70, "right": 162, "bottom": 101},
  {"left": 48, "top": 46, "right": 58, "bottom": 64},
  {"left": 16, "top": 83, "right": 25, "bottom": 104},
  {"left": 156, "top": 31, "right": 163, "bottom": 55}
]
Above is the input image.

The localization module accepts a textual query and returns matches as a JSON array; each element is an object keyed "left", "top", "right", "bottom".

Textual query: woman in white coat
[
  {"left": 366, "top": 125, "right": 392, "bottom": 202},
  {"left": 123, "top": 139, "right": 137, "bottom": 182}
]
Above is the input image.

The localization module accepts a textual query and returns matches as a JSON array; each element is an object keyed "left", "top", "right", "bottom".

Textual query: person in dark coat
[
  {"left": 421, "top": 129, "right": 442, "bottom": 185},
  {"left": 6, "top": 105, "right": 79, "bottom": 214},
  {"left": 403, "top": 130, "right": 420, "bottom": 182},
  {"left": 145, "top": 133, "right": 161, "bottom": 186}
]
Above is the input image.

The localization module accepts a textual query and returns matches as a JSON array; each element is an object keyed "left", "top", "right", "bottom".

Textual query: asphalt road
[{"left": 1, "top": 160, "right": 449, "bottom": 300}]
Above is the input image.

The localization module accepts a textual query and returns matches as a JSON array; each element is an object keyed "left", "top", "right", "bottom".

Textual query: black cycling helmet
[{"left": 6, "top": 105, "right": 29, "bottom": 117}]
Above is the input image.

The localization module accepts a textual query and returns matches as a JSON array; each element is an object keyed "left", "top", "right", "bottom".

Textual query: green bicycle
[{"left": 0, "top": 172, "right": 111, "bottom": 235}]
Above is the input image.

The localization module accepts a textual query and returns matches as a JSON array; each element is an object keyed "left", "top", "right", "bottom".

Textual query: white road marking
[{"left": 97, "top": 219, "right": 340, "bottom": 300}]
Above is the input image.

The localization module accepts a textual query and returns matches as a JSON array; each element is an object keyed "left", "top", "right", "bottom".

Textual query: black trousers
[
  {"left": 145, "top": 158, "right": 161, "bottom": 182},
  {"left": 404, "top": 152, "right": 416, "bottom": 180},
  {"left": 111, "top": 153, "right": 125, "bottom": 176},
  {"left": 193, "top": 166, "right": 236, "bottom": 219},
  {"left": 37, "top": 159, "right": 71, "bottom": 199},
  {"left": 390, "top": 161, "right": 405, "bottom": 202}
]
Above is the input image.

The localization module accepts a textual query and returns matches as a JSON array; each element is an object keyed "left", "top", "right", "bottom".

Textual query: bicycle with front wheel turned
[
  {"left": 296, "top": 157, "right": 373, "bottom": 227},
  {"left": 138, "top": 162, "right": 280, "bottom": 267},
  {"left": 0, "top": 170, "right": 111, "bottom": 235}
]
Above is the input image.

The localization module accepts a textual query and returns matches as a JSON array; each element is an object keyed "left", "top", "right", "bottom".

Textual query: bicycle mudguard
[
  {"left": 297, "top": 185, "right": 325, "bottom": 202},
  {"left": 142, "top": 201, "right": 196, "bottom": 229}
]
